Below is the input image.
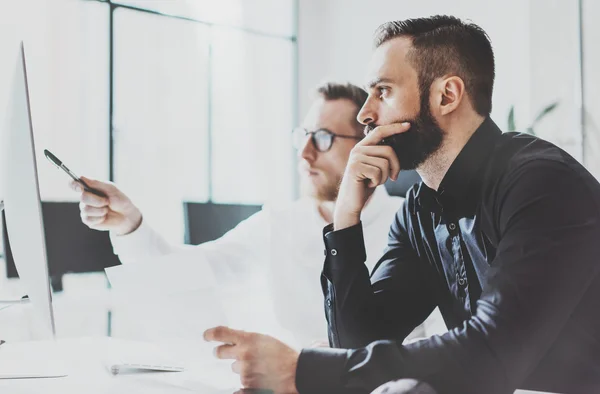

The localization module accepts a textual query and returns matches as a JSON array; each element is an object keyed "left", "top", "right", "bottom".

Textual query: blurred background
[{"left": 0, "top": 0, "right": 598, "bottom": 341}]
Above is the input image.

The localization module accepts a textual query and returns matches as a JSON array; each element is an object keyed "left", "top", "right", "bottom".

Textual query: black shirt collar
[{"left": 418, "top": 117, "right": 502, "bottom": 216}]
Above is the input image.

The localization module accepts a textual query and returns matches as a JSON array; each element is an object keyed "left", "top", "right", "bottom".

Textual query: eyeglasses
[{"left": 292, "top": 127, "right": 362, "bottom": 152}]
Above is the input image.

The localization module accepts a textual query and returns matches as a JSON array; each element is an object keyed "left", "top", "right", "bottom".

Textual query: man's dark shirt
[{"left": 295, "top": 118, "right": 600, "bottom": 394}]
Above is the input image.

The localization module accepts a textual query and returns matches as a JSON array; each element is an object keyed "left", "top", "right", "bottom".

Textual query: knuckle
[
  {"left": 239, "top": 367, "right": 251, "bottom": 384},
  {"left": 373, "top": 166, "right": 382, "bottom": 176},
  {"left": 213, "top": 326, "right": 225, "bottom": 338},
  {"left": 387, "top": 147, "right": 398, "bottom": 160},
  {"left": 218, "top": 345, "right": 231, "bottom": 359},
  {"left": 240, "top": 376, "right": 251, "bottom": 387},
  {"left": 247, "top": 343, "right": 259, "bottom": 356},
  {"left": 83, "top": 195, "right": 98, "bottom": 207},
  {"left": 82, "top": 215, "right": 95, "bottom": 225},
  {"left": 239, "top": 348, "right": 251, "bottom": 361},
  {"left": 106, "top": 182, "right": 119, "bottom": 194},
  {"left": 214, "top": 346, "right": 223, "bottom": 359},
  {"left": 373, "top": 173, "right": 382, "bottom": 184}
]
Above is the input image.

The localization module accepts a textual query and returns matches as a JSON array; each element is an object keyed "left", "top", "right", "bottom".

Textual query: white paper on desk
[
  {"left": 106, "top": 251, "right": 229, "bottom": 337},
  {"left": 105, "top": 250, "right": 217, "bottom": 298}
]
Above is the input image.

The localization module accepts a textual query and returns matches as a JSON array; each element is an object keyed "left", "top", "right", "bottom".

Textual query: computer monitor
[
  {"left": 1, "top": 42, "right": 55, "bottom": 340},
  {"left": 183, "top": 202, "right": 262, "bottom": 245},
  {"left": 2, "top": 202, "right": 122, "bottom": 292}
]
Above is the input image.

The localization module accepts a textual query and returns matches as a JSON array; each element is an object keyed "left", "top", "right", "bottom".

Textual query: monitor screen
[
  {"left": 3, "top": 202, "right": 121, "bottom": 290},
  {"left": 183, "top": 202, "right": 262, "bottom": 245}
]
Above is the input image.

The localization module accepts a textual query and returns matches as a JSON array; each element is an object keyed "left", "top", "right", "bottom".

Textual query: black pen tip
[{"left": 44, "top": 149, "right": 61, "bottom": 167}]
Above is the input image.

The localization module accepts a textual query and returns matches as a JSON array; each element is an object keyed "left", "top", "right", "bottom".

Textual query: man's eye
[{"left": 378, "top": 87, "right": 390, "bottom": 98}]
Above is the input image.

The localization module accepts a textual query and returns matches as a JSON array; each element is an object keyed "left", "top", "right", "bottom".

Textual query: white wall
[
  {"left": 529, "top": 0, "right": 583, "bottom": 161},
  {"left": 297, "top": 0, "right": 591, "bottom": 167},
  {"left": 583, "top": 0, "right": 600, "bottom": 178},
  {"left": 0, "top": 0, "right": 110, "bottom": 202}
]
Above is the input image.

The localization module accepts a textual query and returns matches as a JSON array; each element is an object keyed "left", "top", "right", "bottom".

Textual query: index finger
[
  {"left": 203, "top": 326, "right": 244, "bottom": 344},
  {"left": 69, "top": 179, "right": 83, "bottom": 192},
  {"left": 360, "top": 122, "right": 411, "bottom": 146},
  {"left": 80, "top": 190, "right": 109, "bottom": 208},
  {"left": 80, "top": 176, "right": 115, "bottom": 193}
]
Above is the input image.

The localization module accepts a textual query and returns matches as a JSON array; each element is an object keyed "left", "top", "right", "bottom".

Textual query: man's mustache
[
  {"left": 363, "top": 123, "right": 376, "bottom": 136},
  {"left": 363, "top": 121, "right": 413, "bottom": 136}
]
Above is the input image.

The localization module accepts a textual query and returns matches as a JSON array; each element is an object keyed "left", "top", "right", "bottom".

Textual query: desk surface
[
  {"left": 0, "top": 337, "right": 559, "bottom": 394},
  {"left": 0, "top": 337, "right": 242, "bottom": 393}
]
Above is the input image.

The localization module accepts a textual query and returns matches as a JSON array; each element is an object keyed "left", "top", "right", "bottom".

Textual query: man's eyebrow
[{"left": 366, "top": 77, "right": 395, "bottom": 90}]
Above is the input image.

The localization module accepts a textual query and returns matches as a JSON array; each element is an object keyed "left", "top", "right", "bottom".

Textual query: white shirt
[{"left": 111, "top": 186, "right": 445, "bottom": 346}]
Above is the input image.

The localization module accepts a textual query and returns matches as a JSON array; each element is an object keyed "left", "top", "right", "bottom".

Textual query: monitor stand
[{"left": 0, "top": 201, "right": 67, "bottom": 379}]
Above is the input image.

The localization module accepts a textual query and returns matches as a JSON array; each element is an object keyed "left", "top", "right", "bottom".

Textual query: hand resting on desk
[{"left": 204, "top": 326, "right": 299, "bottom": 394}]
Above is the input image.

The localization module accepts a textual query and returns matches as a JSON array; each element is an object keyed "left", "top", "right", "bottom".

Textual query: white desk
[
  {"left": 0, "top": 337, "right": 560, "bottom": 394},
  {"left": 0, "top": 272, "right": 560, "bottom": 394},
  {"left": 0, "top": 337, "right": 242, "bottom": 393}
]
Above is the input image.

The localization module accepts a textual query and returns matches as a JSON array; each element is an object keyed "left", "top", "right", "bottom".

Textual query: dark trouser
[{"left": 371, "top": 379, "right": 437, "bottom": 394}]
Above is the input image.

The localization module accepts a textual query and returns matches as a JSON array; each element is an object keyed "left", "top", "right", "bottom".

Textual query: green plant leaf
[
  {"left": 508, "top": 105, "right": 516, "bottom": 131},
  {"left": 531, "top": 101, "right": 559, "bottom": 128}
]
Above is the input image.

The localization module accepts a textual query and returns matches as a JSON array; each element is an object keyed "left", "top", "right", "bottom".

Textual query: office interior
[{"left": 0, "top": 0, "right": 598, "bottom": 356}]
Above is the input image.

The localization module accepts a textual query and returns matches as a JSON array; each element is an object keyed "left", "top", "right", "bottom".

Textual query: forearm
[
  {"left": 323, "top": 222, "right": 435, "bottom": 348},
  {"left": 110, "top": 210, "right": 268, "bottom": 281},
  {"left": 298, "top": 319, "right": 509, "bottom": 394},
  {"left": 323, "top": 222, "right": 394, "bottom": 348},
  {"left": 301, "top": 267, "right": 600, "bottom": 394},
  {"left": 110, "top": 217, "right": 187, "bottom": 263}
]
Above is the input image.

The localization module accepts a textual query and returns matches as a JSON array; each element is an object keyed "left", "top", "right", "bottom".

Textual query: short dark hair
[
  {"left": 315, "top": 82, "right": 368, "bottom": 133},
  {"left": 374, "top": 15, "right": 495, "bottom": 116}
]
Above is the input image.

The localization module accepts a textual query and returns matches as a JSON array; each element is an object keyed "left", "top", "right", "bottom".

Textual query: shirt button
[
  {"left": 458, "top": 278, "right": 466, "bottom": 286},
  {"left": 449, "top": 223, "right": 457, "bottom": 231},
  {"left": 331, "top": 249, "right": 338, "bottom": 256},
  {"left": 326, "top": 299, "right": 332, "bottom": 307}
]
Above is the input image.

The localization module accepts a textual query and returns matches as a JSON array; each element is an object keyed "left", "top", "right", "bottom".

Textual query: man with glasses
[{"left": 73, "top": 82, "right": 444, "bottom": 347}]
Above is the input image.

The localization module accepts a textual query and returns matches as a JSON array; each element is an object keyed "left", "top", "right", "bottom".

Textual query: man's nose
[
  {"left": 298, "top": 134, "right": 317, "bottom": 162},
  {"left": 357, "top": 96, "right": 378, "bottom": 127}
]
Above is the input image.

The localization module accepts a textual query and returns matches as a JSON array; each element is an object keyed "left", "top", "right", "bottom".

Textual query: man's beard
[
  {"left": 365, "top": 91, "right": 445, "bottom": 170},
  {"left": 301, "top": 172, "right": 342, "bottom": 202}
]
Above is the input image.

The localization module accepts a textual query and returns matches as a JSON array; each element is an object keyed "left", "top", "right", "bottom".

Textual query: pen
[{"left": 43, "top": 149, "right": 106, "bottom": 197}]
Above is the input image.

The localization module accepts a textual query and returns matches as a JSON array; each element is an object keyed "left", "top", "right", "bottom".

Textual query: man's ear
[{"left": 435, "top": 76, "right": 465, "bottom": 116}]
